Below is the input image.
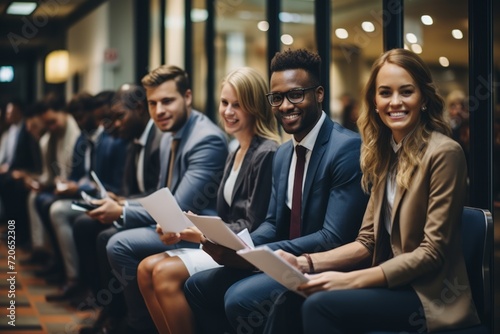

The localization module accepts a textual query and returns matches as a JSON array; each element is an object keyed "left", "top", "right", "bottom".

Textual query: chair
[{"left": 366, "top": 206, "right": 493, "bottom": 334}]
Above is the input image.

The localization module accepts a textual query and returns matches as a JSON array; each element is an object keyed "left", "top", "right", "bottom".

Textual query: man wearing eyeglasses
[{"left": 184, "top": 48, "right": 369, "bottom": 334}]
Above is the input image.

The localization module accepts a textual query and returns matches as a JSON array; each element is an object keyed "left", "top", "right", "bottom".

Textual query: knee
[
  {"left": 49, "top": 201, "right": 64, "bottom": 224},
  {"left": 137, "top": 257, "right": 155, "bottom": 287},
  {"left": 152, "top": 260, "right": 185, "bottom": 295},
  {"left": 105, "top": 234, "right": 127, "bottom": 266},
  {"left": 302, "top": 292, "right": 331, "bottom": 322}
]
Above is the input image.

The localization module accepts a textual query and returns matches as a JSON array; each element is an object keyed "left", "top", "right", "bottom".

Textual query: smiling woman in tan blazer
[{"left": 270, "top": 49, "right": 480, "bottom": 334}]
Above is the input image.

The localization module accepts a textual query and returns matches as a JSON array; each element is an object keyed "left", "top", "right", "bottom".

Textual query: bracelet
[{"left": 302, "top": 253, "right": 315, "bottom": 273}]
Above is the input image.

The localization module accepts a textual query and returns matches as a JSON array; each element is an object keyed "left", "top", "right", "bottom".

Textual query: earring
[
  {"left": 421, "top": 105, "right": 427, "bottom": 111},
  {"left": 375, "top": 108, "right": 379, "bottom": 113}
]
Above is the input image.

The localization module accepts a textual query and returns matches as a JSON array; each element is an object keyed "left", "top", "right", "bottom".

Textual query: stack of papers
[{"left": 237, "top": 246, "right": 309, "bottom": 297}]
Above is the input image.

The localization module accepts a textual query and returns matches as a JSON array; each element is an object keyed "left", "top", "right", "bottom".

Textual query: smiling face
[
  {"left": 375, "top": 63, "right": 424, "bottom": 143},
  {"left": 218, "top": 83, "right": 254, "bottom": 138},
  {"left": 270, "top": 69, "right": 323, "bottom": 142},
  {"left": 145, "top": 80, "right": 191, "bottom": 133}
]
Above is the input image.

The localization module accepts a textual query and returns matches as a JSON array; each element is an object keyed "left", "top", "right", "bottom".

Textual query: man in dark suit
[
  {"left": 72, "top": 84, "right": 163, "bottom": 312},
  {"left": 0, "top": 98, "right": 41, "bottom": 246},
  {"left": 43, "top": 92, "right": 128, "bottom": 301},
  {"left": 184, "top": 49, "right": 369, "bottom": 334},
  {"left": 81, "top": 66, "right": 228, "bottom": 334}
]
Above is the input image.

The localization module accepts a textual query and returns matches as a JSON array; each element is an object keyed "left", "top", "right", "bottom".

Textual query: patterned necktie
[{"left": 290, "top": 145, "right": 307, "bottom": 239}]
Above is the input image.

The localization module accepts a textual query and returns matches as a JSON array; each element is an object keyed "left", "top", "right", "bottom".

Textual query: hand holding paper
[
  {"left": 137, "top": 188, "right": 194, "bottom": 233},
  {"left": 237, "top": 246, "right": 310, "bottom": 297}
]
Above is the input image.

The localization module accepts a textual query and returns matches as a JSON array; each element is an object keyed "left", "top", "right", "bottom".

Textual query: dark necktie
[
  {"left": 290, "top": 145, "right": 307, "bottom": 239},
  {"left": 166, "top": 139, "right": 179, "bottom": 189}
]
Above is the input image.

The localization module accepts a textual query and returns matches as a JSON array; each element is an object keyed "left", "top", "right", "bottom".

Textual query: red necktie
[{"left": 290, "top": 145, "right": 307, "bottom": 239}]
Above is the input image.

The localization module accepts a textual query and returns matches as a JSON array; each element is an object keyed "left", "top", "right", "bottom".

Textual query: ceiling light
[
  {"left": 335, "top": 28, "right": 348, "bottom": 39},
  {"left": 405, "top": 33, "right": 418, "bottom": 44},
  {"left": 439, "top": 57, "right": 450, "bottom": 67},
  {"left": 421, "top": 15, "right": 433, "bottom": 25},
  {"left": 6, "top": 2, "right": 37, "bottom": 15},
  {"left": 281, "top": 34, "right": 294, "bottom": 45},
  {"left": 361, "top": 21, "right": 375, "bottom": 33},
  {"left": 190, "top": 9, "right": 208, "bottom": 22},
  {"left": 452, "top": 29, "right": 463, "bottom": 39},
  {"left": 411, "top": 44, "right": 422, "bottom": 54},
  {"left": 257, "top": 21, "right": 269, "bottom": 32}
]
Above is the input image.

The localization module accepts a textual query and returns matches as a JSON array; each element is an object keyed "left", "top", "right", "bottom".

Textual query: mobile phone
[{"left": 71, "top": 200, "right": 99, "bottom": 212}]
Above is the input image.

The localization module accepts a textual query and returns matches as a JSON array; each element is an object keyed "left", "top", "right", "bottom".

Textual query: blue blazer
[
  {"left": 123, "top": 110, "right": 228, "bottom": 229},
  {"left": 251, "top": 115, "right": 369, "bottom": 255},
  {"left": 69, "top": 130, "right": 128, "bottom": 196}
]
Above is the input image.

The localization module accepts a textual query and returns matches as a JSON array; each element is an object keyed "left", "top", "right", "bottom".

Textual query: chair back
[{"left": 460, "top": 206, "right": 493, "bottom": 330}]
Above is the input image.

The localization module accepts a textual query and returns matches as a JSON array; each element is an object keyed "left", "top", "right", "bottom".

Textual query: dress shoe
[
  {"left": 19, "top": 250, "right": 50, "bottom": 266},
  {"left": 46, "top": 281, "right": 84, "bottom": 302},
  {"left": 34, "top": 260, "right": 63, "bottom": 278}
]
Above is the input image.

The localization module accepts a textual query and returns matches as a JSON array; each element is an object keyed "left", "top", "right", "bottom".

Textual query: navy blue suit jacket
[
  {"left": 251, "top": 114, "right": 369, "bottom": 255},
  {"left": 123, "top": 110, "right": 228, "bottom": 229},
  {"left": 69, "top": 130, "right": 128, "bottom": 196}
]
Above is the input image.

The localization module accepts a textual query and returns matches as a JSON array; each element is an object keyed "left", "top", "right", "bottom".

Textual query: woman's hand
[
  {"left": 298, "top": 271, "right": 353, "bottom": 295},
  {"left": 179, "top": 226, "right": 203, "bottom": 243}
]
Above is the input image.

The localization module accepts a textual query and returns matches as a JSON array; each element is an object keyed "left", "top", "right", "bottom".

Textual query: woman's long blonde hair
[
  {"left": 221, "top": 67, "right": 280, "bottom": 143},
  {"left": 357, "top": 49, "right": 450, "bottom": 192}
]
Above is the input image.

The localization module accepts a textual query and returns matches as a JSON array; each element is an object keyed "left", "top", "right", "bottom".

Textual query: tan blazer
[{"left": 356, "top": 131, "right": 480, "bottom": 332}]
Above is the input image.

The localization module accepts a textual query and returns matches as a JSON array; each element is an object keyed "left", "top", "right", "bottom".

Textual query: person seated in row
[
  {"left": 82, "top": 65, "right": 228, "bottom": 334},
  {"left": 45, "top": 91, "right": 128, "bottom": 301},
  {"left": 137, "top": 67, "right": 280, "bottom": 334},
  {"left": 268, "top": 48, "right": 480, "bottom": 334},
  {"left": 0, "top": 98, "right": 41, "bottom": 246},
  {"left": 183, "top": 48, "right": 369, "bottom": 334},
  {"left": 74, "top": 83, "right": 164, "bottom": 331}
]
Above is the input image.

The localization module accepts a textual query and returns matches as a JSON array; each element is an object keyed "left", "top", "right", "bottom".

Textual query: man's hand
[
  {"left": 201, "top": 237, "right": 254, "bottom": 270},
  {"left": 54, "top": 180, "right": 79, "bottom": 196},
  {"left": 86, "top": 197, "right": 122, "bottom": 224}
]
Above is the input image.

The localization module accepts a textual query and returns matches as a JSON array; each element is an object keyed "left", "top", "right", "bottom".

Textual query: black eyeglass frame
[{"left": 266, "top": 85, "right": 319, "bottom": 107}]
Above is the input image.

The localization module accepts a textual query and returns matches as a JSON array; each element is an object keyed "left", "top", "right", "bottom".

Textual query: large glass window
[{"left": 330, "top": 0, "right": 383, "bottom": 128}]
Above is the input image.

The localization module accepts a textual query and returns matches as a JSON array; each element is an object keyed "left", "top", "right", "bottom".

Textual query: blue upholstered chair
[{"left": 366, "top": 207, "right": 493, "bottom": 334}]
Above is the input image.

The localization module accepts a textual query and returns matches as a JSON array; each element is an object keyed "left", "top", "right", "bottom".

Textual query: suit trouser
[
  {"left": 49, "top": 199, "right": 84, "bottom": 280},
  {"left": 106, "top": 226, "right": 198, "bottom": 331},
  {"left": 301, "top": 287, "right": 424, "bottom": 334},
  {"left": 0, "top": 175, "right": 30, "bottom": 244},
  {"left": 184, "top": 267, "right": 288, "bottom": 334},
  {"left": 72, "top": 215, "right": 126, "bottom": 315}
]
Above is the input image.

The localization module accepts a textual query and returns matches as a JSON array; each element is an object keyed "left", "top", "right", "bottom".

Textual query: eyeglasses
[{"left": 266, "top": 86, "right": 318, "bottom": 107}]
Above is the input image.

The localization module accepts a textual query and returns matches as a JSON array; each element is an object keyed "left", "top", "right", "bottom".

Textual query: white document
[
  {"left": 184, "top": 212, "right": 254, "bottom": 250},
  {"left": 137, "top": 188, "right": 194, "bottom": 233},
  {"left": 91, "top": 170, "right": 108, "bottom": 199},
  {"left": 237, "top": 246, "right": 309, "bottom": 297}
]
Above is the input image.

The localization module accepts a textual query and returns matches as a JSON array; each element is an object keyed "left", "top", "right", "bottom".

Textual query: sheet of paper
[
  {"left": 91, "top": 170, "right": 108, "bottom": 199},
  {"left": 184, "top": 212, "right": 252, "bottom": 251},
  {"left": 137, "top": 188, "right": 194, "bottom": 233},
  {"left": 237, "top": 246, "right": 309, "bottom": 297}
]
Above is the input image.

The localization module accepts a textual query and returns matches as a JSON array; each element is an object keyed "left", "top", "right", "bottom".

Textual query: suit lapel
[
  {"left": 231, "top": 136, "right": 260, "bottom": 201},
  {"left": 302, "top": 119, "right": 332, "bottom": 210},
  {"left": 277, "top": 142, "right": 293, "bottom": 219}
]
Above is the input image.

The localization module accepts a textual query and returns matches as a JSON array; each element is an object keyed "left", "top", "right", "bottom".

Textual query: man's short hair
[
  {"left": 270, "top": 49, "right": 322, "bottom": 86},
  {"left": 141, "top": 65, "right": 191, "bottom": 95},
  {"left": 113, "top": 84, "right": 147, "bottom": 112}
]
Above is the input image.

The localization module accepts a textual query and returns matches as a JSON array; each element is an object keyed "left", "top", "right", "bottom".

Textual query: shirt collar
[
  {"left": 136, "top": 119, "right": 154, "bottom": 146},
  {"left": 292, "top": 111, "right": 326, "bottom": 152}
]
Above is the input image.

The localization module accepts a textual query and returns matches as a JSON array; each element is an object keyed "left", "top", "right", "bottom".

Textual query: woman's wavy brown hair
[{"left": 357, "top": 48, "right": 450, "bottom": 192}]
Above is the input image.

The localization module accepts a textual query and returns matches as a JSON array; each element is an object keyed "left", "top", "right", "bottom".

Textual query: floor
[
  {"left": 0, "top": 243, "right": 96, "bottom": 334},
  {"left": 0, "top": 209, "right": 498, "bottom": 334}
]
